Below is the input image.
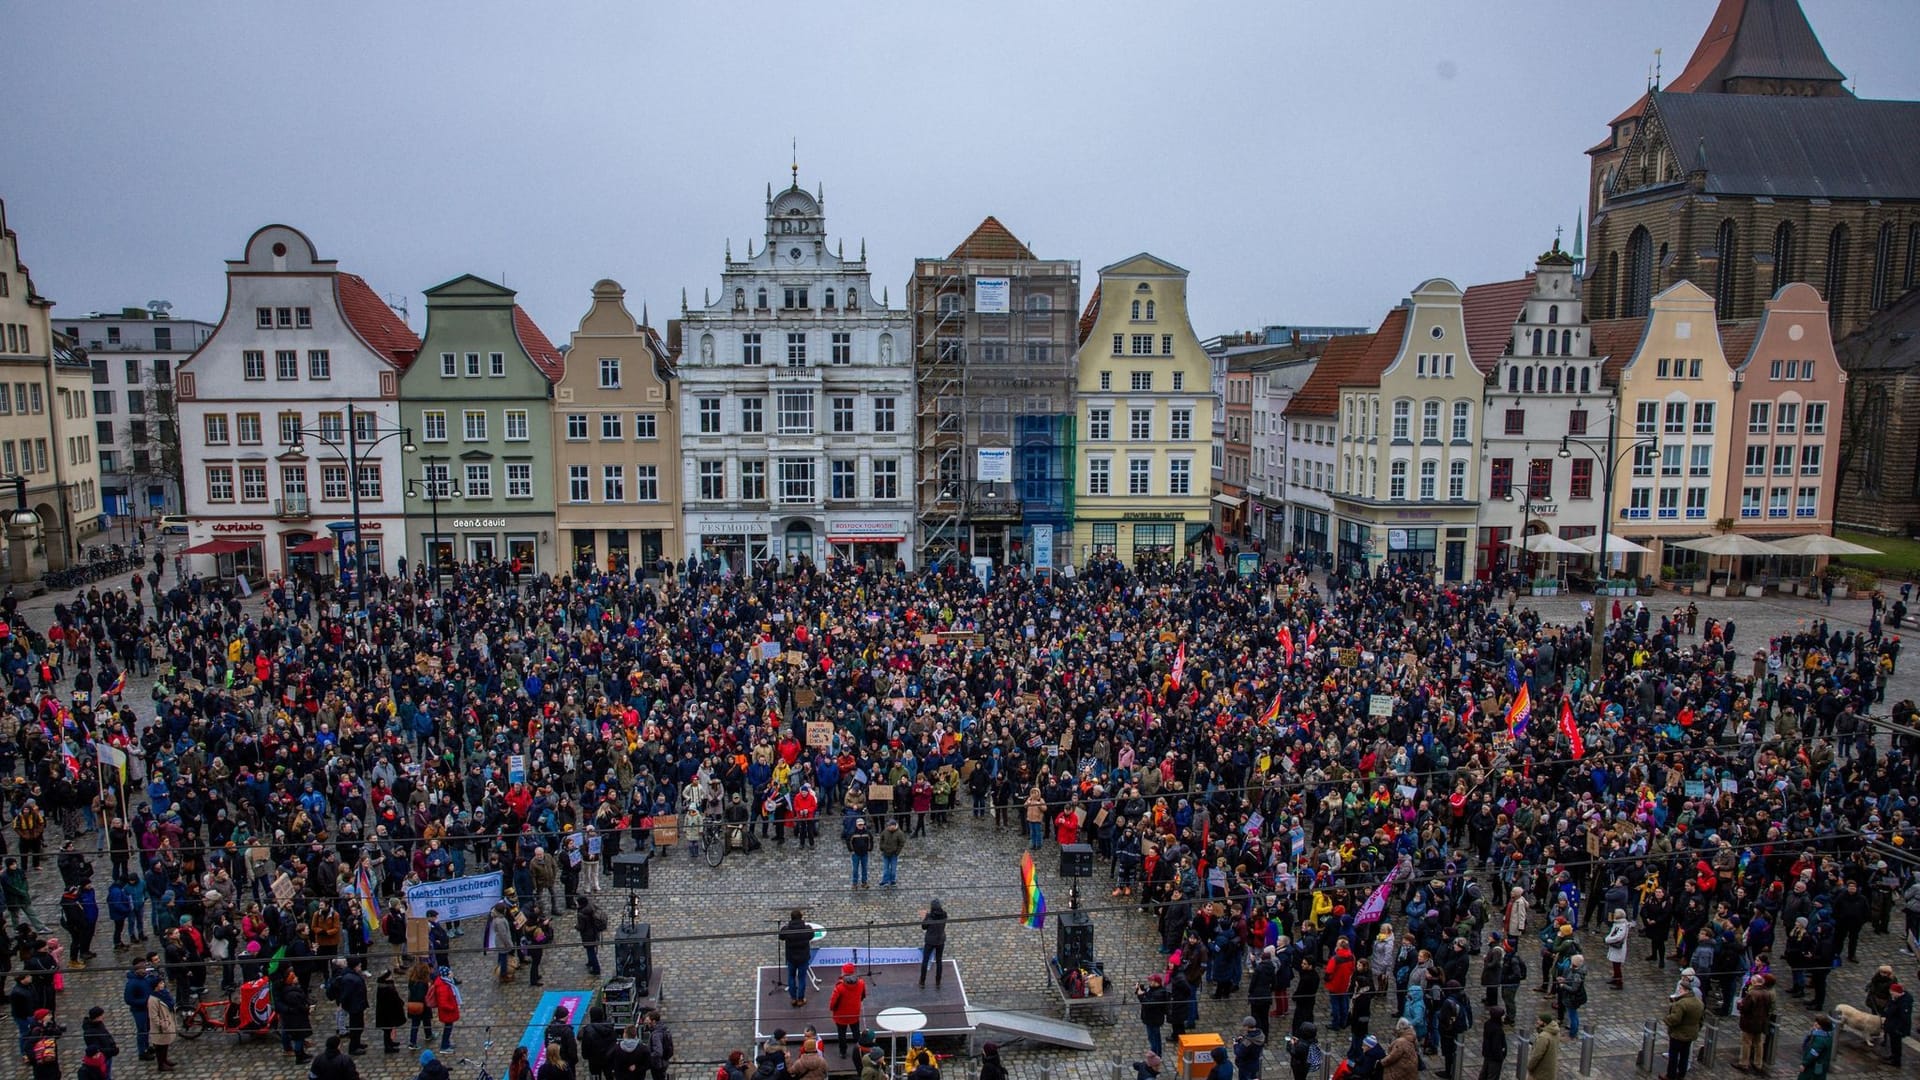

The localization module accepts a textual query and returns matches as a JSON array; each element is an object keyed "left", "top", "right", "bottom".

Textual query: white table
[{"left": 876, "top": 1005, "right": 928, "bottom": 1079}]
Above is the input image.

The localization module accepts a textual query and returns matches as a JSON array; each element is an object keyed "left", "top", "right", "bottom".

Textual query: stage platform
[{"left": 753, "top": 960, "right": 970, "bottom": 1042}]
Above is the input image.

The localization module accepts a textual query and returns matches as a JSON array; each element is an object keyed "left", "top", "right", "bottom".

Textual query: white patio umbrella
[
  {"left": 1502, "top": 533, "right": 1588, "bottom": 554},
  {"left": 1763, "top": 534, "right": 1884, "bottom": 557},
  {"left": 1569, "top": 533, "right": 1653, "bottom": 555},
  {"left": 1671, "top": 534, "right": 1788, "bottom": 557}
]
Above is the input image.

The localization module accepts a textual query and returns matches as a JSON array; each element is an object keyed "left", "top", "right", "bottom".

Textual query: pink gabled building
[{"left": 1725, "top": 282, "right": 1847, "bottom": 535}]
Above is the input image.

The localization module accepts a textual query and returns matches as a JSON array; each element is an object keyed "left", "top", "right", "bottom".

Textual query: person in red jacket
[
  {"left": 792, "top": 785, "right": 819, "bottom": 849},
  {"left": 424, "top": 968, "right": 461, "bottom": 1053},
  {"left": 1325, "top": 940, "right": 1357, "bottom": 1030},
  {"left": 827, "top": 963, "right": 867, "bottom": 1060},
  {"left": 1055, "top": 806, "right": 1080, "bottom": 846}
]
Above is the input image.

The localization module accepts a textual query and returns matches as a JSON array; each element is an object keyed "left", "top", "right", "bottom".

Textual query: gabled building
[
  {"left": 176, "top": 225, "right": 420, "bottom": 581},
  {"left": 554, "top": 279, "right": 682, "bottom": 572},
  {"left": 1249, "top": 350, "right": 1318, "bottom": 557},
  {"left": 399, "top": 275, "right": 561, "bottom": 573},
  {"left": 1726, "top": 282, "right": 1846, "bottom": 535},
  {"left": 1324, "top": 281, "right": 1493, "bottom": 579},
  {"left": 907, "top": 218, "right": 1078, "bottom": 569},
  {"left": 677, "top": 175, "right": 916, "bottom": 572},
  {"left": 1603, "top": 281, "right": 1738, "bottom": 566},
  {"left": 1072, "top": 254, "right": 1213, "bottom": 568},
  {"left": 1475, "top": 245, "right": 1606, "bottom": 577},
  {"left": 0, "top": 198, "right": 104, "bottom": 579},
  {"left": 1586, "top": 0, "right": 1920, "bottom": 336}
]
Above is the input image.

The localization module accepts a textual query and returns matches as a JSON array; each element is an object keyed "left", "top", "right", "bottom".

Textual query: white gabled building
[
  {"left": 677, "top": 176, "right": 916, "bottom": 572},
  {"left": 1474, "top": 243, "right": 1609, "bottom": 579},
  {"left": 176, "top": 225, "right": 420, "bottom": 582}
]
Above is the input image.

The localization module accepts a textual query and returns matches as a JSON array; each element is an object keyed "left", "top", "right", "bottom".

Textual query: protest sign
[{"left": 405, "top": 871, "right": 506, "bottom": 922}]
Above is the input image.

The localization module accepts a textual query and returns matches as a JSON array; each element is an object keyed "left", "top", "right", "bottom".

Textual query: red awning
[
  {"left": 180, "top": 539, "right": 254, "bottom": 556},
  {"left": 829, "top": 535, "right": 905, "bottom": 544},
  {"left": 288, "top": 537, "right": 335, "bottom": 554}
]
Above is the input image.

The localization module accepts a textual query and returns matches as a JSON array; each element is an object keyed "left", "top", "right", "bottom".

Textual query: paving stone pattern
[{"left": 10, "top": 571, "right": 1919, "bottom": 1080}]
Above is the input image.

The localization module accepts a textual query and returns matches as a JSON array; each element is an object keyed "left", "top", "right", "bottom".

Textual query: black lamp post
[
  {"left": 1496, "top": 483, "right": 1539, "bottom": 581},
  {"left": 286, "top": 402, "right": 414, "bottom": 611},
  {"left": 404, "top": 456, "right": 461, "bottom": 595},
  {"left": 1557, "top": 405, "right": 1658, "bottom": 681}
]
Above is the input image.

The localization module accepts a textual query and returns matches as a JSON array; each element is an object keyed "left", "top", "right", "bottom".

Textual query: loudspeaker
[
  {"left": 1059, "top": 843, "right": 1094, "bottom": 879},
  {"left": 611, "top": 852, "right": 650, "bottom": 890},
  {"left": 1056, "top": 909, "right": 1094, "bottom": 969},
  {"left": 615, "top": 922, "right": 652, "bottom": 991}
]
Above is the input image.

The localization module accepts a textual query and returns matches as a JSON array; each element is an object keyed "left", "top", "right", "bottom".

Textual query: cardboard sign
[
  {"left": 407, "top": 917, "right": 431, "bottom": 955},
  {"left": 794, "top": 688, "right": 817, "bottom": 707},
  {"left": 868, "top": 783, "right": 894, "bottom": 803},
  {"left": 1336, "top": 648, "right": 1361, "bottom": 668},
  {"left": 806, "top": 720, "right": 833, "bottom": 748},
  {"left": 652, "top": 821, "right": 679, "bottom": 848}
]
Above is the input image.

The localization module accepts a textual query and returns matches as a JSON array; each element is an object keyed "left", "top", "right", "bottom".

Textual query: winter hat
[
  {"left": 842, "top": 963, "right": 857, "bottom": 975},
  {"left": 421, "top": 1050, "right": 437, "bottom": 1064},
  {"left": 911, "top": 1032, "right": 926, "bottom": 1047},
  {"left": 1894, "top": 984, "right": 1907, "bottom": 995}
]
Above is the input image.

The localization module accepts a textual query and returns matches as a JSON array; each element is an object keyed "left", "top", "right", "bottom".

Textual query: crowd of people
[{"left": 0, "top": 546, "right": 1914, "bottom": 1080}]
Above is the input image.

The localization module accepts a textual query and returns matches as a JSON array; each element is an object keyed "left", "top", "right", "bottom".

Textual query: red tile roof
[
  {"left": 1586, "top": 317, "right": 1650, "bottom": 384},
  {"left": 1077, "top": 285, "right": 1101, "bottom": 347},
  {"left": 1718, "top": 321, "right": 1760, "bottom": 371},
  {"left": 335, "top": 273, "right": 420, "bottom": 369},
  {"left": 948, "top": 216, "right": 1035, "bottom": 261},
  {"left": 1461, "top": 276, "right": 1533, "bottom": 375},
  {"left": 512, "top": 305, "right": 564, "bottom": 383},
  {"left": 1350, "top": 307, "right": 1410, "bottom": 388},
  {"left": 1283, "top": 320, "right": 1392, "bottom": 419}
]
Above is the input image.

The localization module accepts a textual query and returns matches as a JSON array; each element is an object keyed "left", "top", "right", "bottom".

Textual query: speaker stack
[
  {"left": 1058, "top": 843, "right": 1094, "bottom": 879},
  {"left": 615, "top": 921, "right": 653, "bottom": 991},
  {"left": 1055, "top": 909, "right": 1094, "bottom": 970},
  {"left": 611, "top": 852, "right": 650, "bottom": 890}
]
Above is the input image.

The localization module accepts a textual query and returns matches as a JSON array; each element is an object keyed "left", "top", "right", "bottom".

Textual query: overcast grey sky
[{"left": 8, "top": 2, "right": 1918, "bottom": 342}]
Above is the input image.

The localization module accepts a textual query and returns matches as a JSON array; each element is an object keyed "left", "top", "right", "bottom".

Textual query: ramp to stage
[{"left": 965, "top": 1007, "right": 1097, "bottom": 1052}]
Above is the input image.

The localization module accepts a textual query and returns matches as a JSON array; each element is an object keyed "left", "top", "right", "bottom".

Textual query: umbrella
[
  {"left": 1502, "top": 533, "right": 1587, "bottom": 554},
  {"left": 1671, "top": 534, "right": 1788, "bottom": 557},
  {"left": 1569, "top": 533, "right": 1653, "bottom": 556},
  {"left": 1763, "top": 534, "right": 1884, "bottom": 557}
]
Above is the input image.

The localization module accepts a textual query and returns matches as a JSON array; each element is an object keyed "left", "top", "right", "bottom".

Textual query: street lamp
[
  {"left": 404, "top": 456, "right": 462, "bottom": 594},
  {"left": 285, "top": 402, "right": 414, "bottom": 611},
  {"left": 1557, "top": 405, "right": 1658, "bottom": 683},
  {"left": 1498, "top": 484, "right": 1539, "bottom": 582}
]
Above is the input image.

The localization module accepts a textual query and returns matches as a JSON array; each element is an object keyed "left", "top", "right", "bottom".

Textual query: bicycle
[
  {"left": 456, "top": 1027, "right": 497, "bottom": 1080},
  {"left": 703, "top": 819, "right": 726, "bottom": 867}
]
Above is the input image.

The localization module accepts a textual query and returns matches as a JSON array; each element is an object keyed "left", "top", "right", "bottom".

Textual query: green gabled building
[{"left": 399, "top": 274, "right": 563, "bottom": 575}]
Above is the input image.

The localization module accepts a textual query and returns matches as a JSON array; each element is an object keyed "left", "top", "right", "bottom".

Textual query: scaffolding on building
[{"left": 910, "top": 246, "right": 1078, "bottom": 569}]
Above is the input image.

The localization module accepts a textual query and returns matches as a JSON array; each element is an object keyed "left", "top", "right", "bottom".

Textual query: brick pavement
[{"left": 7, "top": 571, "right": 1918, "bottom": 1080}]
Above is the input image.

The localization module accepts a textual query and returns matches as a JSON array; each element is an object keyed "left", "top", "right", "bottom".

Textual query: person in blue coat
[
  {"left": 107, "top": 878, "right": 136, "bottom": 948},
  {"left": 124, "top": 958, "right": 161, "bottom": 1060}
]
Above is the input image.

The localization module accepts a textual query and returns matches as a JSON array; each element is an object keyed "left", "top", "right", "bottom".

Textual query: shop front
[
  {"left": 182, "top": 516, "right": 400, "bottom": 583},
  {"left": 828, "top": 515, "right": 913, "bottom": 571},
  {"left": 412, "top": 514, "right": 552, "bottom": 575},
  {"left": 1289, "top": 506, "right": 1328, "bottom": 557},
  {"left": 1077, "top": 512, "right": 1209, "bottom": 571},
  {"left": 686, "top": 515, "right": 771, "bottom": 575}
]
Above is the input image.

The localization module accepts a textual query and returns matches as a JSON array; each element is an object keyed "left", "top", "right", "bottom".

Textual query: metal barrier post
[
  {"left": 1636, "top": 1021, "right": 1659, "bottom": 1073},
  {"left": 1698, "top": 1020, "right": 1717, "bottom": 1067},
  {"left": 1512, "top": 1034, "right": 1532, "bottom": 1080},
  {"left": 1579, "top": 1032, "right": 1596, "bottom": 1076},
  {"left": 1761, "top": 1019, "right": 1778, "bottom": 1069}
]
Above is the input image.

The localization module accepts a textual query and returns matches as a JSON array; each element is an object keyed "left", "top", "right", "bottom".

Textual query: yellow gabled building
[{"left": 1071, "top": 254, "right": 1214, "bottom": 568}]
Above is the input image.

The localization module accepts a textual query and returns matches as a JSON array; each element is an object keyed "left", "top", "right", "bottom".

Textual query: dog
[{"left": 1832, "top": 1003, "right": 1886, "bottom": 1046}]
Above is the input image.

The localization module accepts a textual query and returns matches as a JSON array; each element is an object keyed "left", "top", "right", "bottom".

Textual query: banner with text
[{"left": 405, "top": 871, "right": 505, "bottom": 922}]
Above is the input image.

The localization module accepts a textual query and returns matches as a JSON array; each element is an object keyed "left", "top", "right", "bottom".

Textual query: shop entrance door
[
  {"left": 783, "top": 523, "right": 814, "bottom": 568},
  {"left": 467, "top": 537, "right": 497, "bottom": 564}
]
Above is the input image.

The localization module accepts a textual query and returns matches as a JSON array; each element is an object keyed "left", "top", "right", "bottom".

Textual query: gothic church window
[
  {"left": 1714, "top": 219, "right": 1738, "bottom": 318},
  {"left": 1771, "top": 222, "right": 1795, "bottom": 297},
  {"left": 1625, "top": 227, "right": 1653, "bottom": 317},
  {"left": 1870, "top": 224, "right": 1894, "bottom": 311},
  {"left": 1825, "top": 225, "right": 1851, "bottom": 328}
]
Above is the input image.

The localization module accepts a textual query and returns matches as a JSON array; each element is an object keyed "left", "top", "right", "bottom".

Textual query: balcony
[
  {"left": 772, "top": 365, "right": 821, "bottom": 383},
  {"left": 276, "top": 494, "right": 311, "bottom": 520}
]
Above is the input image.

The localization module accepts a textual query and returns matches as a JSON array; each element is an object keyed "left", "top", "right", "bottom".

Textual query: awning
[
  {"left": 288, "top": 537, "right": 336, "bottom": 555},
  {"left": 180, "top": 539, "right": 254, "bottom": 556},
  {"left": 829, "top": 535, "right": 905, "bottom": 544},
  {"left": 1211, "top": 493, "right": 1245, "bottom": 509}
]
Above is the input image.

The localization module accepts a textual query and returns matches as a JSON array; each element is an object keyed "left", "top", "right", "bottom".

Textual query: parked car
[{"left": 159, "top": 515, "right": 189, "bottom": 535}]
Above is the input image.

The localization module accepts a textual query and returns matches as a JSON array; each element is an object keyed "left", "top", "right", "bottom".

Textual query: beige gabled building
[
  {"left": 0, "top": 199, "right": 103, "bottom": 580},
  {"left": 553, "top": 279, "right": 683, "bottom": 573}
]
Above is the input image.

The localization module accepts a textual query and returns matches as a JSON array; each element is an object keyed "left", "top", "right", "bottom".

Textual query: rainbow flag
[
  {"left": 1505, "top": 684, "right": 1531, "bottom": 739},
  {"left": 1018, "top": 851, "right": 1046, "bottom": 930},
  {"left": 104, "top": 671, "right": 127, "bottom": 698},
  {"left": 353, "top": 865, "right": 381, "bottom": 939}
]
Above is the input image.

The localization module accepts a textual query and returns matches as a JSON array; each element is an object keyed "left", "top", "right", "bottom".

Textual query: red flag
[
  {"left": 1306, "top": 623, "right": 1318, "bottom": 650},
  {"left": 1559, "top": 697, "right": 1586, "bottom": 760},
  {"left": 1279, "top": 625, "right": 1295, "bottom": 666},
  {"left": 1170, "top": 642, "right": 1187, "bottom": 689}
]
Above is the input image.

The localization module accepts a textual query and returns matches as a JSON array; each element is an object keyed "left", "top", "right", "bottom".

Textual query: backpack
[
  {"left": 31, "top": 1036, "right": 58, "bottom": 1065},
  {"left": 1305, "top": 1043, "right": 1326, "bottom": 1071},
  {"left": 658, "top": 1028, "right": 674, "bottom": 1062}
]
